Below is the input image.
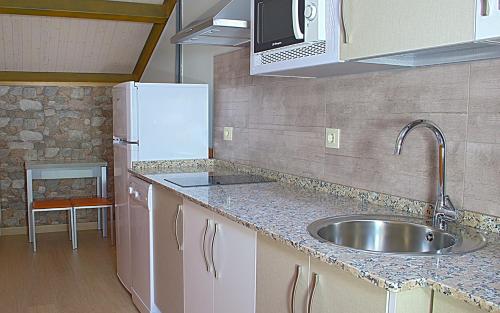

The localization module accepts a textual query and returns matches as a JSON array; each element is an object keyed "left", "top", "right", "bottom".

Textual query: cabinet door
[
  {"left": 340, "top": 0, "right": 475, "bottom": 60},
  {"left": 308, "top": 258, "right": 387, "bottom": 313},
  {"left": 256, "top": 234, "right": 309, "bottom": 313},
  {"left": 184, "top": 201, "right": 214, "bottom": 313},
  {"left": 475, "top": 0, "right": 500, "bottom": 40},
  {"left": 130, "top": 180, "right": 151, "bottom": 313},
  {"left": 152, "top": 185, "right": 184, "bottom": 313},
  {"left": 433, "top": 292, "right": 484, "bottom": 313},
  {"left": 213, "top": 214, "right": 257, "bottom": 313}
]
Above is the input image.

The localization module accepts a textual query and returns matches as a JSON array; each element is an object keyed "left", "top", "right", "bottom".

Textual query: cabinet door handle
[
  {"left": 211, "top": 223, "right": 219, "bottom": 279},
  {"left": 175, "top": 204, "right": 183, "bottom": 251},
  {"left": 202, "top": 219, "right": 211, "bottom": 272},
  {"left": 340, "top": 0, "right": 348, "bottom": 43},
  {"left": 481, "top": 0, "right": 490, "bottom": 16},
  {"left": 290, "top": 265, "right": 301, "bottom": 313},
  {"left": 307, "top": 273, "right": 319, "bottom": 313}
]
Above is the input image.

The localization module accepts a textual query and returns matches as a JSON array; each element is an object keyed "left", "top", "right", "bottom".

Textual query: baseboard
[{"left": 0, "top": 222, "right": 98, "bottom": 236}]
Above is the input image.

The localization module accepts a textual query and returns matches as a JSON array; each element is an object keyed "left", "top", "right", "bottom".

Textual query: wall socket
[
  {"left": 223, "top": 127, "right": 233, "bottom": 141},
  {"left": 326, "top": 128, "right": 340, "bottom": 149}
]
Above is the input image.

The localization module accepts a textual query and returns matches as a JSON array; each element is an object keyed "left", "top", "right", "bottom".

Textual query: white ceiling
[{"left": 0, "top": 14, "right": 153, "bottom": 74}]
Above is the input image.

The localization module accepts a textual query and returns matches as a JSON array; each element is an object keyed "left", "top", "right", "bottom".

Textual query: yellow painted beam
[
  {"left": 0, "top": 72, "right": 134, "bottom": 83},
  {"left": 133, "top": 0, "right": 177, "bottom": 81},
  {"left": 0, "top": 0, "right": 168, "bottom": 24}
]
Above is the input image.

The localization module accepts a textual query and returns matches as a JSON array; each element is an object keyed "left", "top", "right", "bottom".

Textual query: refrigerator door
[
  {"left": 136, "top": 83, "right": 209, "bottom": 161},
  {"left": 114, "top": 141, "right": 132, "bottom": 292},
  {"left": 113, "top": 82, "right": 138, "bottom": 142}
]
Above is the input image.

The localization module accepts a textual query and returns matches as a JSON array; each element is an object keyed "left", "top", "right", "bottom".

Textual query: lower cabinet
[
  {"left": 152, "top": 185, "right": 184, "bottom": 313},
  {"left": 183, "top": 200, "right": 257, "bottom": 313},
  {"left": 129, "top": 176, "right": 153, "bottom": 313},
  {"left": 433, "top": 292, "right": 484, "bottom": 313},
  {"left": 256, "top": 234, "right": 309, "bottom": 313},
  {"left": 256, "top": 234, "right": 432, "bottom": 313}
]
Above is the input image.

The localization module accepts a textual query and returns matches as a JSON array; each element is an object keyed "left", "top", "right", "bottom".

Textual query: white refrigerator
[{"left": 112, "top": 82, "right": 208, "bottom": 294}]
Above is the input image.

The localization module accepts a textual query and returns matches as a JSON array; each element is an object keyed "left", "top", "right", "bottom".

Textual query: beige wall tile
[
  {"left": 213, "top": 48, "right": 500, "bottom": 217},
  {"left": 463, "top": 143, "right": 500, "bottom": 216}
]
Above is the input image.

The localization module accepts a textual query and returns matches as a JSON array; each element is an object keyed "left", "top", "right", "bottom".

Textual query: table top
[{"left": 25, "top": 160, "right": 108, "bottom": 170}]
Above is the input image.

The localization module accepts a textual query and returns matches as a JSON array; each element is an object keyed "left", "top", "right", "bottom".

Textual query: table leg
[{"left": 26, "top": 169, "right": 33, "bottom": 243}]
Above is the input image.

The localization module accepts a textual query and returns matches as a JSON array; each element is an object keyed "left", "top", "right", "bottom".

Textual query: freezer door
[
  {"left": 113, "top": 82, "right": 138, "bottom": 142},
  {"left": 136, "top": 83, "right": 209, "bottom": 161},
  {"left": 114, "top": 142, "right": 132, "bottom": 292}
]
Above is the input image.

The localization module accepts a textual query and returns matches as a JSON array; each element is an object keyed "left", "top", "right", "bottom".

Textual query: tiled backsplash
[
  {"left": 0, "top": 85, "right": 114, "bottom": 228},
  {"left": 213, "top": 48, "right": 500, "bottom": 218}
]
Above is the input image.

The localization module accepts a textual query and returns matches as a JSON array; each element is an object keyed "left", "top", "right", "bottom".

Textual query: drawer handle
[
  {"left": 174, "top": 204, "right": 183, "bottom": 251},
  {"left": 211, "top": 223, "right": 219, "bottom": 279},
  {"left": 307, "top": 273, "right": 319, "bottom": 313},
  {"left": 290, "top": 265, "right": 301, "bottom": 313},
  {"left": 481, "top": 0, "right": 490, "bottom": 16},
  {"left": 202, "top": 219, "right": 211, "bottom": 272}
]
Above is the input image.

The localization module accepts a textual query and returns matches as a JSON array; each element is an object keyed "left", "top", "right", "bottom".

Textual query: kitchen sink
[{"left": 307, "top": 215, "right": 487, "bottom": 255}]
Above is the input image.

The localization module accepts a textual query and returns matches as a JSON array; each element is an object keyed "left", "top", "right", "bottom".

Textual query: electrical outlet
[
  {"left": 326, "top": 128, "right": 340, "bottom": 149},
  {"left": 223, "top": 127, "right": 233, "bottom": 141}
]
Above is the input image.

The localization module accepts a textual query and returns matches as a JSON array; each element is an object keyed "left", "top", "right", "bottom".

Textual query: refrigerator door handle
[{"left": 113, "top": 137, "right": 139, "bottom": 145}]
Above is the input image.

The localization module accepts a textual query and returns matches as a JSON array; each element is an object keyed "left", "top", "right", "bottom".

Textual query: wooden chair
[
  {"left": 71, "top": 198, "right": 114, "bottom": 249},
  {"left": 31, "top": 199, "right": 75, "bottom": 252}
]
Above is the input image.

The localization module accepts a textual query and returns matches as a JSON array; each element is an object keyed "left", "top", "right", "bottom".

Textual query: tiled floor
[{"left": 0, "top": 230, "right": 138, "bottom": 313}]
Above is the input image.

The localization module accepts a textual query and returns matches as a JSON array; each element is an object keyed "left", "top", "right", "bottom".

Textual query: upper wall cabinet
[
  {"left": 475, "top": 0, "right": 500, "bottom": 40},
  {"left": 340, "top": 0, "right": 476, "bottom": 60}
]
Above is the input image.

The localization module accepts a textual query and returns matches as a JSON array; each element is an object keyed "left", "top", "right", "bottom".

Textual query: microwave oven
[{"left": 250, "top": 0, "right": 396, "bottom": 77}]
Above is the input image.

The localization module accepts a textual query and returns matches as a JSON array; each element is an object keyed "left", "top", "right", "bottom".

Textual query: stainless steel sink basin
[{"left": 308, "top": 215, "right": 486, "bottom": 255}]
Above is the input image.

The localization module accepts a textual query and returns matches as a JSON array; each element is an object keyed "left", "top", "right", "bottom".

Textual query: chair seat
[
  {"left": 71, "top": 197, "right": 113, "bottom": 208},
  {"left": 33, "top": 199, "right": 72, "bottom": 210}
]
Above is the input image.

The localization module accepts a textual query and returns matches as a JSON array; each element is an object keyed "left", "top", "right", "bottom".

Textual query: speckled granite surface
[{"left": 131, "top": 161, "right": 500, "bottom": 312}]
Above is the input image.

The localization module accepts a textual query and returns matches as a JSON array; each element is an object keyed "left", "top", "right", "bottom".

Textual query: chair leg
[
  {"left": 68, "top": 210, "right": 72, "bottom": 241},
  {"left": 111, "top": 205, "right": 115, "bottom": 245},
  {"left": 32, "top": 211, "right": 37, "bottom": 253},
  {"left": 97, "top": 207, "right": 102, "bottom": 231},
  {"left": 102, "top": 207, "right": 108, "bottom": 238},
  {"left": 72, "top": 209, "right": 78, "bottom": 250}
]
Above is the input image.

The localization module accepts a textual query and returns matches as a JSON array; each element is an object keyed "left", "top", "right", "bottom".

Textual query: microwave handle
[
  {"left": 292, "top": 0, "right": 304, "bottom": 39},
  {"left": 340, "top": 0, "right": 348, "bottom": 43}
]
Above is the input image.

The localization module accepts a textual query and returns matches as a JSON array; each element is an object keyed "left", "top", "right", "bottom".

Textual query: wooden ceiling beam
[
  {"left": 133, "top": 0, "right": 177, "bottom": 81},
  {"left": 0, "top": 72, "right": 135, "bottom": 83},
  {"left": 0, "top": 0, "right": 168, "bottom": 24}
]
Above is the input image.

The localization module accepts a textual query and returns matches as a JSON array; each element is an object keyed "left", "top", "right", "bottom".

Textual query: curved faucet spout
[
  {"left": 394, "top": 119, "right": 446, "bottom": 155},
  {"left": 394, "top": 120, "right": 456, "bottom": 229}
]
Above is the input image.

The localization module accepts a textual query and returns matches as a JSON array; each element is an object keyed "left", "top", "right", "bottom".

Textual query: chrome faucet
[{"left": 394, "top": 120, "right": 458, "bottom": 230}]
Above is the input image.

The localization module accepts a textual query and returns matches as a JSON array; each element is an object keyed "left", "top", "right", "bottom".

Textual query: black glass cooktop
[{"left": 164, "top": 173, "right": 275, "bottom": 187}]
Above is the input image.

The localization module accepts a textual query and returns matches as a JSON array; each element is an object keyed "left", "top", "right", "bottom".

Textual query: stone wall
[{"left": 0, "top": 85, "right": 114, "bottom": 229}]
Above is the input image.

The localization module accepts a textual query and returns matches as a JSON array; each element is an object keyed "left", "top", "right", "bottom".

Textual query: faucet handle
[{"left": 442, "top": 195, "right": 459, "bottom": 221}]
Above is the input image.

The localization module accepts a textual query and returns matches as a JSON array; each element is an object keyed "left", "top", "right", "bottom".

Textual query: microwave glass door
[{"left": 254, "top": 0, "right": 305, "bottom": 52}]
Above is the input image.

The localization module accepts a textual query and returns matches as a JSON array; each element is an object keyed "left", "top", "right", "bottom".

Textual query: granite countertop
[{"left": 131, "top": 164, "right": 500, "bottom": 313}]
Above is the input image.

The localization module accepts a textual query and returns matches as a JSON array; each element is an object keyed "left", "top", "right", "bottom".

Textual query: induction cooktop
[{"left": 164, "top": 172, "right": 275, "bottom": 187}]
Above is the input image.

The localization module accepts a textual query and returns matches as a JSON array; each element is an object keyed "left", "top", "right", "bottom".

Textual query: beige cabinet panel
[
  {"left": 340, "top": 0, "right": 475, "bottom": 60},
  {"left": 433, "top": 291, "right": 485, "bottom": 313},
  {"left": 183, "top": 200, "right": 215, "bottom": 313},
  {"left": 152, "top": 185, "right": 184, "bottom": 313},
  {"left": 256, "top": 234, "right": 310, "bottom": 313},
  {"left": 392, "top": 288, "right": 433, "bottom": 313},
  {"left": 213, "top": 214, "right": 257, "bottom": 313},
  {"left": 308, "top": 258, "right": 387, "bottom": 313}
]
